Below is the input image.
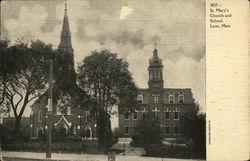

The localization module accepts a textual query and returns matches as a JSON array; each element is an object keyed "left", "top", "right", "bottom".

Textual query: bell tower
[{"left": 148, "top": 44, "right": 164, "bottom": 89}]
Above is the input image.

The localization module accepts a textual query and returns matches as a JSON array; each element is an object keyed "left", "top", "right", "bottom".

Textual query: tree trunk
[{"left": 15, "top": 116, "right": 21, "bottom": 131}]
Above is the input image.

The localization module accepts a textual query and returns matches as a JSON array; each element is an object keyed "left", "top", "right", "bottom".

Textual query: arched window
[
  {"left": 38, "top": 110, "right": 43, "bottom": 122},
  {"left": 178, "top": 94, "right": 184, "bottom": 103},
  {"left": 169, "top": 94, "right": 174, "bottom": 104}
]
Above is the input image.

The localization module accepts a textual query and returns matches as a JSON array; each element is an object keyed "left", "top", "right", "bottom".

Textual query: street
[{"left": 2, "top": 151, "right": 204, "bottom": 161}]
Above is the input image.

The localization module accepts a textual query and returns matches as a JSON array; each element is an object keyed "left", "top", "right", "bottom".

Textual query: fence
[{"left": 1, "top": 140, "right": 103, "bottom": 154}]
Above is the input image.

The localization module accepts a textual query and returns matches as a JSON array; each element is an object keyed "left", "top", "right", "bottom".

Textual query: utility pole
[{"left": 46, "top": 60, "right": 53, "bottom": 158}]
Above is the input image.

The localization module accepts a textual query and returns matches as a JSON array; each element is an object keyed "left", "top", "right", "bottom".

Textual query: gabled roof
[{"left": 54, "top": 115, "right": 72, "bottom": 127}]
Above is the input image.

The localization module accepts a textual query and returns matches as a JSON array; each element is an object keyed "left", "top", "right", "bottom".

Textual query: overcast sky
[{"left": 1, "top": 0, "right": 205, "bottom": 115}]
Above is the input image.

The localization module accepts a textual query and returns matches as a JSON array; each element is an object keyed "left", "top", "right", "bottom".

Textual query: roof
[{"left": 138, "top": 88, "right": 195, "bottom": 104}]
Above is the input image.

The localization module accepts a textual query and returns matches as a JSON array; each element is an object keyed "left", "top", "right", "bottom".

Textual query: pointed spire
[
  {"left": 65, "top": 0, "right": 67, "bottom": 12},
  {"left": 153, "top": 42, "right": 158, "bottom": 55},
  {"left": 59, "top": 0, "right": 73, "bottom": 53}
]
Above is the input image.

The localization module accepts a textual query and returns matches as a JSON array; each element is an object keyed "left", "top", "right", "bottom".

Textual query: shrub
[{"left": 144, "top": 144, "right": 195, "bottom": 159}]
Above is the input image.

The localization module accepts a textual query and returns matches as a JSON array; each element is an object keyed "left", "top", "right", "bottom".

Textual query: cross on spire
[{"left": 154, "top": 43, "right": 157, "bottom": 49}]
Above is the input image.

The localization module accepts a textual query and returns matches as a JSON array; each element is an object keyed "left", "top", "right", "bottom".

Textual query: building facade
[
  {"left": 118, "top": 48, "right": 196, "bottom": 139},
  {"left": 30, "top": 2, "right": 96, "bottom": 139}
]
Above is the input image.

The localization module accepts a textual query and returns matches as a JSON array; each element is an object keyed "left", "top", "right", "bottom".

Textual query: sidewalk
[{"left": 2, "top": 151, "right": 204, "bottom": 161}]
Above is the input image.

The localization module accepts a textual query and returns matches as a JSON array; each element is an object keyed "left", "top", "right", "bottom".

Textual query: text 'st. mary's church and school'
[{"left": 30, "top": 2, "right": 196, "bottom": 140}]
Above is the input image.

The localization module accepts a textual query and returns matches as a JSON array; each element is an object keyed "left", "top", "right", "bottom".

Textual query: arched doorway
[
  {"left": 85, "top": 126, "right": 92, "bottom": 139},
  {"left": 37, "top": 128, "right": 44, "bottom": 139}
]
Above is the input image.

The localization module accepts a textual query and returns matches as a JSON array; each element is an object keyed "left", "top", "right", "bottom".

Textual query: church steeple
[
  {"left": 58, "top": 0, "right": 73, "bottom": 53},
  {"left": 57, "top": 0, "right": 76, "bottom": 85},
  {"left": 148, "top": 44, "right": 164, "bottom": 89}
]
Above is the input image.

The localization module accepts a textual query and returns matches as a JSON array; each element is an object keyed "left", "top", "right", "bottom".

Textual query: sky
[{"left": 1, "top": 0, "right": 205, "bottom": 117}]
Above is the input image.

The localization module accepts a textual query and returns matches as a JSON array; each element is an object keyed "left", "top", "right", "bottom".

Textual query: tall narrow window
[
  {"left": 169, "top": 94, "right": 174, "bottom": 104},
  {"left": 124, "top": 126, "right": 129, "bottom": 135},
  {"left": 153, "top": 95, "right": 159, "bottom": 103},
  {"left": 158, "top": 71, "right": 161, "bottom": 79},
  {"left": 174, "top": 126, "right": 179, "bottom": 135},
  {"left": 165, "top": 126, "right": 170, "bottom": 135},
  {"left": 152, "top": 107, "right": 160, "bottom": 119},
  {"left": 150, "top": 71, "right": 153, "bottom": 80},
  {"left": 67, "top": 107, "right": 71, "bottom": 115},
  {"left": 154, "top": 69, "right": 157, "bottom": 79},
  {"left": 86, "top": 110, "right": 90, "bottom": 122},
  {"left": 38, "top": 110, "right": 42, "bottom": 122},
  {"left": 178, "top": 94, "right": 184, "bottom": 103},
  {"left": 125, "top": 112, "right": 129, "bottom": 120},
  {"left": 133, "top": 112, "right": 138, "bottom": 120},
  {"left": 174, "top": 108, "right": 179, "bottom": 120},
  {"left": 165, "top": 111, "right": 170, "bottom": 120}
]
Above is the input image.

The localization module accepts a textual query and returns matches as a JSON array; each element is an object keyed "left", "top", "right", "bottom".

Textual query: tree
[
  {"left": 77, "top": 49, "right": 138, "bottom": 147},
  {"left": 0, "top": 40, "right": 22, "bottom": 109},
  {"left": 1, "top": 40, "right": 55, "bottom": 137},
  {"left": 133, "top": 114, "right": 163, "bottom": 146},
  {"left": 181, "top": 103, "right": 206, "bottom": 158}
]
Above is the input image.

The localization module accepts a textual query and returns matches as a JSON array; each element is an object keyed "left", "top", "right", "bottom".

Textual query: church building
[
  {"left": 118, "top": 47, "right": 196, "bottom": 139},
  {"left": 30, "top": 2, "right": 96, "bottom": 139}
]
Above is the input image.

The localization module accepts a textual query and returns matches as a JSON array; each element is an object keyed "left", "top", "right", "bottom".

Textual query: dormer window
[
  {"left": 169, "top": 94, "right": 174, "bottom": 104},
  {"left": 137, "top": 94, "right": 143, "bottom": 104},
  {"left": 178, "top": 94, "right": 184, "bottom": 103}
]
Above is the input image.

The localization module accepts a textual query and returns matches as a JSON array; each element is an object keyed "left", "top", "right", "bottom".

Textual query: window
[
  {"left": 169, "top": 94, "right": 174, "bottom": 104},
  {"left": 154, "top": 69, "right": 157, "bottom": 79},
  {"left": 38, "top": 110, "right": 42, "bottom": 122},
  {"left": 141, "top": 108, "right": 147, "bottom": 119},
  {"left": 174, "top": 126, "right": 179, "bottom": 135},
  {"left": 153, "top": 107, "right": 160, "bottom": 119},
  {"left": 178, "top": 94, "right": 184, "bottom": 103},
  {"left": 137, "top": 94, "right": 143, "bottom": 104},
  {"left": 67, "top": 107, "right": 71, "bottom": 115},
  {"left": 133, "top": 112, "right": 137, "bottom": 120},
  {"left": 124, "top": 126, "right": 129, "bottom": 135},
  {"left": 158, "top": 71, "right": 161, "bottom": 79},
  {"left": 165, "top": 111, "right": 170, "bottom": 120},
  {"left": 154, "top": 111, "right": 158, "bottom": 119},
  {"left": 150, "top": 71, "right": 153, "bottom": 80},
  {"left": 174, "top": 109, "right": 179, "bottom": 120},
  {"left": 86, "top": 111, "right": 90, "bottom": 122},
  {"left": 125, "top": 112, "right": 129, "bottom": 120},
  {"left": 153, "top": 95, "right": 159, "bottom": 103},
  {"left": 165, "top": 126, "right": 170, "bottom": 135}
]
